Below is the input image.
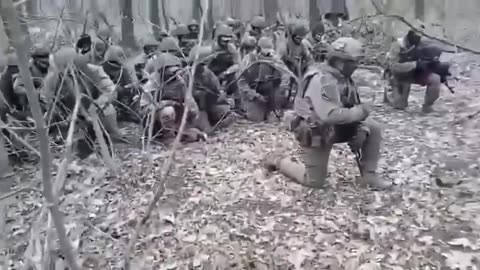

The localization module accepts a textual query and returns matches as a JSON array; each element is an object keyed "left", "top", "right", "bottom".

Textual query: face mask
[
  {"left": 292, "top": 35, "right": 304, "bottom": 45},
  {"left": 340, "top": 59, "right": 358, "bottom": 77},
  {"left": 218, "top": 37, "right": 232, "bottom": 48}
]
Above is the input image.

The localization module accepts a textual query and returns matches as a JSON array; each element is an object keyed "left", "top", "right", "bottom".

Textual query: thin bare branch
[
  {"left": 0, "top": 1, "right": 81, "bottom": 270},
  {"left": 122, "top": 0, "right": 210, "bottom": 268}
]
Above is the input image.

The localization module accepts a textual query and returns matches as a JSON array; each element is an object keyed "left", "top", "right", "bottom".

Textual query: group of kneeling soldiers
[{"left": 0, "top": 15, "right": 451, "bottom": 190}]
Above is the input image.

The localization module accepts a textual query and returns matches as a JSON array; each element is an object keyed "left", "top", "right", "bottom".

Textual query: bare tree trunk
[
  {"left": 192, "top": 0, "right": 202, "bottom": 21},
  {"left": 150, "top": 0, "right": 162, "bottom": 38},
  {"left": 264, "top": 0, "right": 279, "bottom": 24},
  {"left": 415, "top": 0, "right": 425, "bottom": 22},
  {"left": 0, "top": 0, "right": 81, "bottom": 269},
  {"left": 26, "top": 0, "right": 38, "bottom": 16},
  {"left": 309, "top": 0, "right": 321, "bottom": 29},
  {"left": 120, "top": 0, "right": 136, "bottom": 49},
  {"left": 207, "top": 0, "right": 214, "bottom": 33},
  {"left": 161, "top": 0, "right": 169, "bottom": 31}
]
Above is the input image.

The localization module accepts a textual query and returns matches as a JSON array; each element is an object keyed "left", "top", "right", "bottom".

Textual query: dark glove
[
  {"left": 348, "top": 129, "right": 368, "bottom": 153},
  {"left": 76, "top": 34, "right": 92, "bottom": 55}
]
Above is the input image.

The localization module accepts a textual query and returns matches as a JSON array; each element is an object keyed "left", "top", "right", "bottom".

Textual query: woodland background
[{"left": 1, "top": 0, "right": 480, "bottom": 54}]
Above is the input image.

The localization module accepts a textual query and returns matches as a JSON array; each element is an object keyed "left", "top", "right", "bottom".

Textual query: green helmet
[
  {"left": 292, "top": 22, "right": 309, "bottom": 37},
  {"left": 172, "top": 24, "right": 190, "bottom": 37},
  {"left": 257, "top": 36, "right": 274, "bottom": 50},
  {"left": 159, "top": 36, "right": 180, "bottom": 52},
  {"left": 104, "top": 45, "right": 126, "bottom": 63},
  {"left": 225, "top": 17, "right": 241, "bottom": 28},
  {"left": 242, "top": 36, "right": 257, "bottom": 48},
  {"left": 51, "top": 47, "right": 77, "bottom": 71},
  {"left": 188, "top": 45, "right": 213, "bottom": 63},
  {"left": 143, "top": 35, "right": 160, "bottom": 47},
  {"left": 30, "top": 44, "right": 50, "bottom": 58},
  {"left": 92, "top": 38, "right": 108, "bottom": 54},
  {"left": 251, "top": 15, "right": 267, "bottom": 29},
  {"left": 215, "top": 24, "right": 233, "bottom": 38},
  {"left": 145, "top": 52, "right": 182, "bottom": 74},
  {"left": 328, "top": 37, "right": 364, "bottom": 60},
  {"left": 188, "top": 19, "right": 199, "bottom": 27}
]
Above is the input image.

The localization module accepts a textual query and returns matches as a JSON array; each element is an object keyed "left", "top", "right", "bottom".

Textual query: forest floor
[{"left": 2, "top": 53, "right": 480, "bottom": 270}]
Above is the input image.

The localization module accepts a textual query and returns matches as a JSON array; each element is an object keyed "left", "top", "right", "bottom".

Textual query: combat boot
[
  {"left": 359, "top": 172, "right": 391, "bottom": 190},
  {"left": 421, "top": 104, "right": 435, "bottom": 114}
]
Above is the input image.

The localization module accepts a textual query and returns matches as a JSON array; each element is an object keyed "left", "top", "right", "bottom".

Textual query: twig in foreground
[
  {"left": 122, "top": 0, "right": 210, "bottom": 269},
  {"left": 0, "top": 1, "right": 81, "bottom": 270}
]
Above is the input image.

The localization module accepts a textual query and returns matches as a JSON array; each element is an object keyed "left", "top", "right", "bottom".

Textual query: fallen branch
[
  {"left": 0, "top": 1, "right": 81, "bottom": 270},
  {"left": 122, "top": 0, "right": 209, "bottom": 268},
  {"left": 0, "top": 186, "right": 41, "bottom": 202},
  {"left": 365, "top": 0, "right": 480, "bottom": 54}
]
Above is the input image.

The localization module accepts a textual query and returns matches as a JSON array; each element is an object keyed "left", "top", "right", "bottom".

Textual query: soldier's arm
[
  {"left": 87, "top": 64, "right": 116, "bottom": 107},
  {"left": 305, "top": 74, "right": 369, "bottom": 125},
  {"left": 387, "top": 42, "right": 417, "bottom": 73}
]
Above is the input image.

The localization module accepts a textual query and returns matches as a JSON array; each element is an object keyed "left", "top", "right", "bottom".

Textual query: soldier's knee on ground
[{"left": 425, "top": 73, "right": 441, "bottom": 106}]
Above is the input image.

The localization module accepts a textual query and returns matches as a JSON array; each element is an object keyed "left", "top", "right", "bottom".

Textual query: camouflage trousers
[
  {"left": 385, "top": 72, "right": 441, "bottom": 110},
  {"left": 276, "top": 117, "right": 382, "bottom": 188}
]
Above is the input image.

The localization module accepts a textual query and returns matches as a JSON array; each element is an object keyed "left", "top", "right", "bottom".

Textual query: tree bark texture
[{"left": 120, "top": 0, "right": 136, "bottom": 48}]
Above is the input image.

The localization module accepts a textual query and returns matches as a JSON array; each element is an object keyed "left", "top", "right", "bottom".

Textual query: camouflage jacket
[
  {"left": 238, "top": 53, "right": 290, "bottom": 110},
  {"left": 294, "top": 63, "right": 369, "bottom": 145},
  {"left": 43, "top": 61, "right": 117, "bottom": 116},
  {"left": 278, "top": 38, "right": 313, "bottom": 76},
  {"left": 141, "top": 69, "right": 199, "bottom": 118}
]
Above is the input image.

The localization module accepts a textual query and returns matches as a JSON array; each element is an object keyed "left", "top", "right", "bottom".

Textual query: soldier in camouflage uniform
[
  {"left": 158, "top": 36, "right": 187, "bottom": 66},
  {"left": 240, "top": 35, "right": 257, "bottom": 59},
  {"left": 267, "top": 37, "right": 390, "bottom": 190},
  {"left": 141, "top": 53, "right": 204, "bottom": 142},
  {"left": 134, "top": 36, "right": 160, "bottom": 81},
  {"left": 0, "top": 54, "right": 20, "bottom": 114},
  {"left": 304, "top": 22, "right": 329, "bottom": 62},
  {"left": 101, "top": 45, "right": 139, "bottom": 122},
  {"left": 243, "top": 15, "right": 267, "bottom": 42},
  {"left": 208, "top": 24, "right": 242, "bottom": 109},
  {"left": 43, "top": 48, "right": 122, "bottom": 157},
  {"left": 225, "top": 17, "right": 243, "bottom": 47},
  {"left": 12, "top": 44, "right": 50, "bottom": 112},
  {"left": 385, "top": 30, "right": 442, "bottom": 113},
  {"left": 172, "top": 24, "right": 195, "bottom": 57},
  {"left": 278, "top": 21, "right": 313, "bottom": 77},
  {"left": 189, "top": 46, "right": 234, "bottom": 133},
  {"left": 239, "top": 37, "right": 290, "bottom": 122}
]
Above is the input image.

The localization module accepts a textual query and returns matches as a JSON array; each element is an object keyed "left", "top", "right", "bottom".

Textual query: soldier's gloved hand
[{"left": 348, "top": 129, "right": 368, "bottom": 153}]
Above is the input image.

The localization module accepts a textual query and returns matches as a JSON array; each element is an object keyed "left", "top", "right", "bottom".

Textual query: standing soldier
[
  {"left": 385, "top": 30, "right": 442, "bottom": 113},
  {"left": 246, "top": 15, "right": 268, "bottom": 42},
  {"left": 225, "top": 17, "right": 243, "bottom": 46},
  {"left": 239, "top": 37, "right": 290, "bottom": 122},
  {"left": 172, "top": 24, "right": 195, "bottom": 56},
  {"left": 317, "top": 0, "right": 349, "bottom": 27},
  {"left": 267, "top": 37, "right": 391, "bottom": 190}
]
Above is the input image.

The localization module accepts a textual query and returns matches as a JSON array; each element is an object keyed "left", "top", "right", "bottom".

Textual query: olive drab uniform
[
  {"left": 0, "top": 54, "right": 21, "bottom": 114},
  {"left": 239, "top": 37, "right": 290, "bottom": 122},
  {"left": 12, "top": 44, "right": 50, "bottom": 112},
  {"left": 134, "top": 36, "right": 160, "bottom": 81},
  {"left": 305, "top": 22, "right": 329, "bottom": 62},
  {"left": 141, "top": 53, "right": 203, "bottom": 142},
  {"left": 102, "top": 45, "right": 139, "bottom": 123},
  {"left": 278, "top": 23, "right": 314, "bottom": 77},
  {"left": 208, "top": 24, "right": 242, "bottom": 107},
  {"left": 267, "top": 37, "right": 391, "bottom": 190},
  {"left": 385, "top": 35, "right": 442, "bottom": 113},
  {"left": 43, "top": 48, "right": 122, "bottom": 157}
]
